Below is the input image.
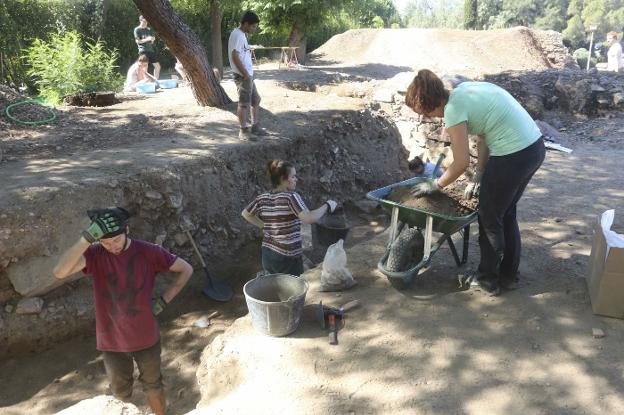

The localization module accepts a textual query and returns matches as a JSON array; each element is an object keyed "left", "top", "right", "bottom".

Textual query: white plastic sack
[
  {"left": 601, "top": 210, "right": 624, "bottom": 259},
  {"left": 320, "top": 239, "right": 356, "bottom": 291}
]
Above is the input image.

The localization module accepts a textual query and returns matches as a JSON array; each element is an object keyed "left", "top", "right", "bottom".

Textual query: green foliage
[
  {"left": 405, "top": 0, "right": 463, "bottom": 29},
  {"left": 563, "top": 14, "right": 586, "bottom": 48},
  {"left": 372, "top": 15, "right": 385, "bottom": 28},
  {"left": 534, "top": 0, "right": 568, "bottom": 32},
  {"left": 573, "top": 47, "right": 596, "bottom": 68},
  {"left": 25, "top": 31, "right": 123, "bottom": 103},
  {"left": 464, "top": 0, "right": 478, "bottom": 29}
]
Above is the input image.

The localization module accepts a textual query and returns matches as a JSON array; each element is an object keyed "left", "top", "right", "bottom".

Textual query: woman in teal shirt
[{"left": 406, "top": 69, "right": 545, "bottom": 295}]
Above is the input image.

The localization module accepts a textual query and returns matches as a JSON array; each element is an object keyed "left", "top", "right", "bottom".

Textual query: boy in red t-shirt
[{"left": 53, "top": 207, "right": 193, "bottom": 415}]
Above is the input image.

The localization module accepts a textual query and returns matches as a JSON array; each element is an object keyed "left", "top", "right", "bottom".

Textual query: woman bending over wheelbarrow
[
  {"left": 405, "top": 69, "right": 545, "bottom": 296},
  {"left": 242, "top": 159, "right": 338, "bottom": 277}
]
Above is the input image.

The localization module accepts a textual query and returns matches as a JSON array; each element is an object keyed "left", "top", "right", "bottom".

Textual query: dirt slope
[{"left": 309, "top": 27, "right": 576, "bottom": 77}]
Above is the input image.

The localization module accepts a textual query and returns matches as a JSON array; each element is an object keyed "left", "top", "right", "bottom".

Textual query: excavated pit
[{"left": 0, "top": 102, "right": 408, "bottom": 358}]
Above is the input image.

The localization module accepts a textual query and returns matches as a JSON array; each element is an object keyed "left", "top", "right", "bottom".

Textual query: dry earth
[{"left": 1, "top": 27, "right": 623, "bottom": 415}]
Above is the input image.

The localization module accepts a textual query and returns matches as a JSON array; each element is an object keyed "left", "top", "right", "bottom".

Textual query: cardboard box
[{"left": 587, "top": 218, "right": 624, "bottom": 319}]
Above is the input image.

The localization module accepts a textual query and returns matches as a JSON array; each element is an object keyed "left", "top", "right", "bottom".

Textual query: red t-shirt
[{"left": 83, "top": 239, "right": 177, "bottom": 352}]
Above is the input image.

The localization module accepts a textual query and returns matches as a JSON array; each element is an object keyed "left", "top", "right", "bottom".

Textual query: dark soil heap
[{"left": 387, "top": 185, "right": 476, "bottom": 217}]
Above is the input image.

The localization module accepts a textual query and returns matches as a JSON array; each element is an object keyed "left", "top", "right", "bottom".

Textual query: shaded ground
[
  {"left": 0, "top": 211, "right": 389, "bottom": 415},
  {"left": 191, "top": 135, "right": 624, "bottom": 415}
]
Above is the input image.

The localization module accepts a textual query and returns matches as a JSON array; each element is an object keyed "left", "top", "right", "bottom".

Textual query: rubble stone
[{"left": 16, "top": 297, "right": 44, "bottom": 314}]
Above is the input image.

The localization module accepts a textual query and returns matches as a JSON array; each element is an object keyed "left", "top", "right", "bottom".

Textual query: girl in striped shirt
[{"left": 242, "top": 159, "right": 337, "bottom": 276}]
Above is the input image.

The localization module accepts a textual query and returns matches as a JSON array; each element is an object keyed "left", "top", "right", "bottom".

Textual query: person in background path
[
  {"left": 607, "top": 31, "right": 623, "bottom": 72},
  {"left": 242, "top": 160, "right": 338, "bottom": 276},
  {"left": 228, "top": 11, "right": 267, "bottom": 141},
  {"left": 134, "top": 15, "right": 161, "bottom": 80},
  {"left": 53, "top": 207, "right": 193, "bottom": 415},
  {"left": 406, "top": 69, "right": 545, "bottom": 296},
  {"left": 124, "top": 54, "right": 156, "bottom": 92}
]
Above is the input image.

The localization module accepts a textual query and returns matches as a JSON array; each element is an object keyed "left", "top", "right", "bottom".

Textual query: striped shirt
[{"left": 246, "top": 191, "right": 308, "bottom": 256}]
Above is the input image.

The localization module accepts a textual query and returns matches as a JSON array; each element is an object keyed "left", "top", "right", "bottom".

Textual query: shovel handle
[
  {"left": 185, "top": 230, "right": 207, "bottom": 268},
  {"left": 328, "top": 314, "right": 338, "bottom": 345}
]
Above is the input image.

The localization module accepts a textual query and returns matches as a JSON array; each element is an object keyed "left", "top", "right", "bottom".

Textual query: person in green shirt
[
  {"left": 134, "top": 15, "right": 161, "bottom": 80},
  {"left": 406, "top": 69, "right": 545, "bottom": 296}
]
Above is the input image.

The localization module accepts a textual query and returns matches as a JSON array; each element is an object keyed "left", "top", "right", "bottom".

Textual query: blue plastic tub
[
  {"left": 158, "top": 79, "right": 178, "bottom": 89},
  {"left": 136, "top": 83, "right": 156, "bottom": 94}
]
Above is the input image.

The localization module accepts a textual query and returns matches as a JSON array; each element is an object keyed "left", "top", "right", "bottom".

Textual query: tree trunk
[
  {"left": 132, "top": 0, "right": 231, "bottom": 106},
  {"left": 95, "top": 0, "right": 111, "bottom": 39},
  {"left": 288, "top": 19, "right": 306, "bottom": 64},
  {"left": 210, "top": 0, "right": 223, "bottom": 79}
]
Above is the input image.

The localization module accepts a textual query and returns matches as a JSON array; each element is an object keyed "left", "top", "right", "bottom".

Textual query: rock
[
  {"left": 7, "top": 255, "right": 81, "bottom": 297},
  {"left": 400, "top": 105, "right": 418, "bottom": 119},
  {"left": 535, "top": 120, "right": 561, "bottom": 142},
  {"left": 16, "top": 297, "right": 44, "bottom": 314},
  {"left": 613, "top": 92, "right": 624, "bottom": 106},
  {"left": 193, "top": 318, "right": 211, "bottom": 328},
  {"left": 5, "top": 304, "right": 14, "bottom": 313},
  {"left": 174, "top": 232, "right": 188, "bottom": 246},
  {"left": 592, "top": 328, "right": 605, "bottom": 338},
  {"left": 180, "top": 215, "right": 195, "bottom": 232},
  {"left": 591, "top": 84, "right": 606, "bottom": 92},
  {"left": 145, "top": 190, "right": 163, "bottom": 200},
  {"left": 555, "top": 76, "right": 593, "bottom": 114},
  {"left": 523, "top": 95, "right": 544, "bottom": 119},
  {"left": 0, "top": 314, "right": 4, "bottom": 330},
  {"left": 169, "top": 193, "right": 183, "bottom": 209},
  {"left": 55, "top": 395, "right": 142, "bottom": 415},
  {"left": 154, "top": 232, "right": 167, "bottom": 246},
  {"left": 372, "top": 88, "right": 395, "bottom": 103}
]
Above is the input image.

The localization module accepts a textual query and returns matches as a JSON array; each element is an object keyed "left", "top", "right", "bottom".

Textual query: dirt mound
[
  {"left": 388, "top": 185, "right": 475, "bottom": 217},
  {"left": 309, "top": 27, "right": 577, "bottom": 77}
]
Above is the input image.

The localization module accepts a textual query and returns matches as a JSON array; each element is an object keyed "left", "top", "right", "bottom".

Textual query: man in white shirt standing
[
  {"left": 607, "top": 31, "right": 623, "bottom": 72},
  {"left": 228, "top": 11, "right": 267, "bottom": 141}
]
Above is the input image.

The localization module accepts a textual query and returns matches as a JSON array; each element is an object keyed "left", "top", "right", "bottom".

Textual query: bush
[
  {"left": 25, "top": 30, "right": 123, "bottom": 103},
  {"left": 573, "top": 47, "right": 597, "bottom": 69}
]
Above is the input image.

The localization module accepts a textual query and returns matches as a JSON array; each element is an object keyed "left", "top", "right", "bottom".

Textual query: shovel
[{"left": 185, "top": 230, "right": 233, "bottom": 302}]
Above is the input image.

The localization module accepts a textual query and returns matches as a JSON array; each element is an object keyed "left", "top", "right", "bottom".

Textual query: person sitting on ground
[
  {"left": 607, "top": 31, "right": 623, "bottom": 72},
  {"left": 124, "top": 54, "right": 156, "bottom": 92},
  {"left": 242, "top": 160, "right": 338, "bottom": 277},
  {"left": 53, "top": 207, "right": 193, "bottom": 415},
  {"left": 134, "top": 15, "right": 161, "bottom": 80},
  {"left": 228, "top": 10, "right": 267, "bottom": 140},
  {"left": 406, "top": 69, "right": 545, "bottom": 296}
]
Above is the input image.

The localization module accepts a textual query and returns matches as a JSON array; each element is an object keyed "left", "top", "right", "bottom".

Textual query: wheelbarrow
[{"left": 366, "top": 176, "right": 478, "bottom": 289}]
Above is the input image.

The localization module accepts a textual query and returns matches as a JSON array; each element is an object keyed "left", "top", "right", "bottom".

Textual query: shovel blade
[{"left": 202, "top": 267, "right": 233, "bottom": 302}]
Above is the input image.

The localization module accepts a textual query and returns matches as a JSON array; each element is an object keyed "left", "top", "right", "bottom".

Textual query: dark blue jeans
[
  {"left": 261, "top": 247, "right": 304, "bottom": 277},
  {"left": 477, "top": 138, "right": 545, "bottom": 284}
]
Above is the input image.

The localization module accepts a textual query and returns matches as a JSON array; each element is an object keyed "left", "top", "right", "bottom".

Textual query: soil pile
[
  {"left": 309, "top": 27, "right": 577, "bottom": 77},
  {"left": 387, "top": 185, "right": 475, "bottom": 217}
]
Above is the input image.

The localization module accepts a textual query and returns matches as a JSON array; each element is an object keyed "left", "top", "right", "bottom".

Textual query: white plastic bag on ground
[
  {"left": 319, "top": 239, "right": 357, "bottom": 291},
  {"left": 601, "top": 210, "right": 624, "bottom": 259}
]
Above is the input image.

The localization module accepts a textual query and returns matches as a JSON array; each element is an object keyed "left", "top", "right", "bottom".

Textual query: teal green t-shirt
[
  {"left": 134, "top": 26, "right": 155, "bottom": 53},
  {"left": 443, "top": 82, "right": 541, "bottom": 156}
]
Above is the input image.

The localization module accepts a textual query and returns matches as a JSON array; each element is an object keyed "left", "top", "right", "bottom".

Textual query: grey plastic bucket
[{"left": 243, "top": 273, "right": 309, "bottom": 337}]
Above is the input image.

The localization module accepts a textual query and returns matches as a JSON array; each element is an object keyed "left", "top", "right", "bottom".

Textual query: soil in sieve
[{"left": 387, "top": 185, "right": 476, "bottom": 217}]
